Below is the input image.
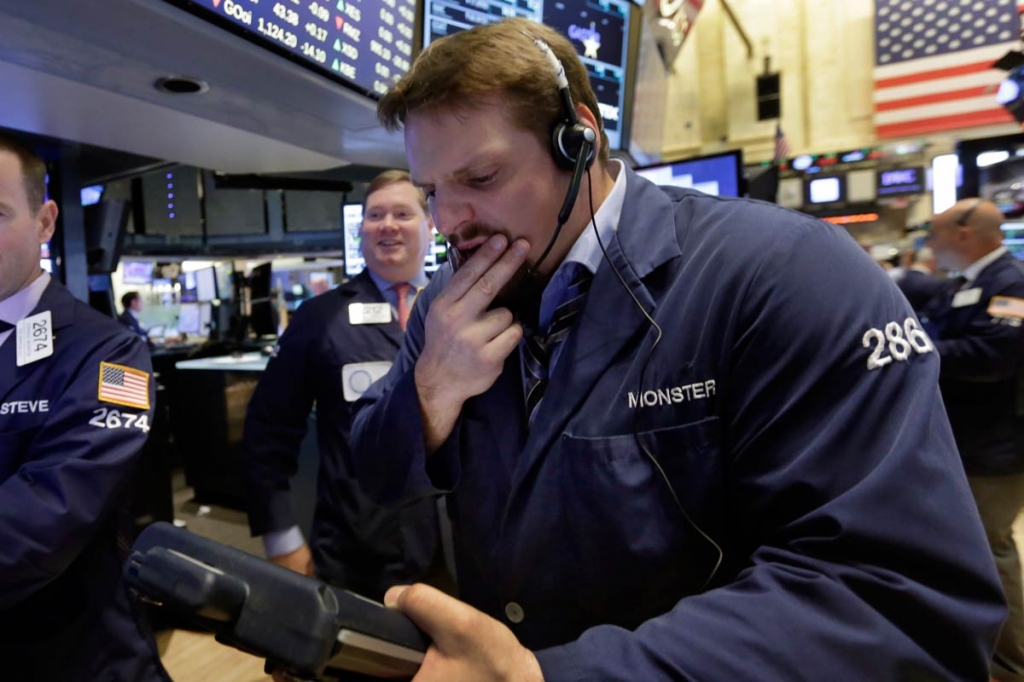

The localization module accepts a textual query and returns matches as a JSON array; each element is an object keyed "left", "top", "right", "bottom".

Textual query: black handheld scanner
[{"left": 124, "top": 522, "right": 429, "bottom": 680}]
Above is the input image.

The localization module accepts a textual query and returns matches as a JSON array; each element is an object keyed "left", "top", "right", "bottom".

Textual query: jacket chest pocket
[{"left": 552, "top": 418, "right": 725, "bottom": 614}]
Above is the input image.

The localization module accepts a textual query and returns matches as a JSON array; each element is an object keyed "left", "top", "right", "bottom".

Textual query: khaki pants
[{"left": 969, "top": 473, "right": 1024, "bottom": 682}]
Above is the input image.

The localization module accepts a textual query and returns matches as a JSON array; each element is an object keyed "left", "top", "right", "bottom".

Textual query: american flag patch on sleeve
[
  {"left": 97, "top": 362, "right": 150, "bottom": 410},
  {"left": 988, "top": 296, "right": 1024, "bottom": 320}
]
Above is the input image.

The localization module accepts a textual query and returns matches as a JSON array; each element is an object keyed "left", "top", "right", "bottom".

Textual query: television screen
[
  {"left": 166, "top": 0, "right": 416, "bottom": 99},
  {"left": 195, "top": 267, "right": 218, "bottom": 302},
  {"left": 141, "top": 167, "right": 202, "bottom": 237},
  {"left": 877, "top": 167, "right": 924, "bottom": 197},
  {"left": 123, "top": 261, "right": 155, "bottom": 285},
  {"left": 808, "top": 177, "right": 842, "bottom": 204},
  {"left": 635, "top": 151, "right": 744, "bottom": 197},
  {"left": 178, "top": 302, "right": 201, "bottom": 335},
  {"left": 422, "top": 0, "right": 639, "bottom": 150}
]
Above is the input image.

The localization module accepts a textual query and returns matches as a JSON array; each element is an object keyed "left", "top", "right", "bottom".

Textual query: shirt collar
[
  {"left": 366, "top": 268, "right": 429, "bottom": 297},
  {"left": 538, "top": 160, "right": 626, "bottom": 329},
  {"left": 0, "top": 271, "right": 51, "bottom": 326},
  {"left": 962, "top": 245, "right": 1008, "bottom": 283}
]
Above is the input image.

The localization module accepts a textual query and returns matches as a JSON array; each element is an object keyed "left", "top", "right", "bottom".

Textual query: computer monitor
[
  {"left": 195, "top": 267, "right": 217, "bottom": 302},
  {"left": 343, "top": 203, "right": 365, "bottom": 277},
  {"left": 635, "top": 151, "right": 744, "bottom": 197},
  {"left": 122, "top": 261, "right": 155, "bottom": 285},
  {"left": 807, "top": 176, "right": 844, "bottom": 204},
  {"left": 199, "top": 302, "right": 213, "bottom": 336},
  {"left": 177, "top": 303, "right": 201, "bottom": 335}
]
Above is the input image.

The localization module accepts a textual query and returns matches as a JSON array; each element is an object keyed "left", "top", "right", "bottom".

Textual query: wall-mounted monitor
[
  {"left": 165, "top": 0, "right": 416, "bottom": 99},
  {"left": 122, "top": 261, "right": 155, "bottom": 285},
  {"left": 876, "top": 167, "right": 925, "bottom": 197},
  {"left": 634, "top": 151, "right": 744, "bottom": 197},
  {"left": 421, "top": 0, "right": 640, "bottom": 151},
  {"left": 807, "top": 176, "right": 844, "bottom": 205}
]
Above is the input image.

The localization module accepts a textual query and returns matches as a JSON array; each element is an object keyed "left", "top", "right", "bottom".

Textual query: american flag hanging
[
  {"left": 773, "top": 124, "right": 791, "bottom": 163},
  {"left": 873, "top": 0, "right": 1020, "bottom": 139},
  {"left": 98, "top": 362, "right": 150, "bottom": 410}
]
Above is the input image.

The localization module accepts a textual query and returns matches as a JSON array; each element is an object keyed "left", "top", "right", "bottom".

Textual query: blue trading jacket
[
  {"left": 242, "top": 270, "right": 440, "bottom": 600},
  {"left": 0, "top": 279, "right": 167, "bottom": 681},
  {"left": 920, "top": 250, "right": 1024, "bottom": 476},
  {"left": 351, "top": 168, "right": 1005, "bottom": 681}
]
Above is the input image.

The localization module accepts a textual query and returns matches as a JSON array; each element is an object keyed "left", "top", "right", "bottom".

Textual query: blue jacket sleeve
[
  {"left": 534, "top": 223, "right": 1005, "bottom": 680},
  {"left": 241, "top": 305, "right": 319, "bottom": 536},
  {"left": 350, "top": 272, "right": 463, "bottom": 506},
  {"left": 0, "top": 334, "right": 154, "bottom": 609}
]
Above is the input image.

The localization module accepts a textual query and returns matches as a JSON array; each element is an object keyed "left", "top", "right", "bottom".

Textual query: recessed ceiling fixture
[{"left": 154, "top": 76, "right": 209, "bottom": 95}]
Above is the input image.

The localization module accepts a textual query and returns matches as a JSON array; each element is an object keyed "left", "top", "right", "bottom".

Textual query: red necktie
[{"left": 392, "top": 282, "right": 412, "bottom": 331}]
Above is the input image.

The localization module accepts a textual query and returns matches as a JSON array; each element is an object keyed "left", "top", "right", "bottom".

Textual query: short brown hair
[
  {"left": 363, "top": 169, "right": 428, "bottom": 214},
  {"left": 0, "top": 134, "right": 47, "bottom": 213},
  {"left": 377, "top": 17, "right": 609, "bottom": 165}
]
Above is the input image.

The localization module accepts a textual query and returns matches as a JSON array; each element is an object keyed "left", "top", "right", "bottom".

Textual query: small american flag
[
  {"left": 874, "top": 0, "right": 1021, "bottom": 139},
  {"left": 98, "top": 362, "right": 150, "bottom": 410},
  {"left": 773, "top": 124, "right": 791, "bottom": 164}
]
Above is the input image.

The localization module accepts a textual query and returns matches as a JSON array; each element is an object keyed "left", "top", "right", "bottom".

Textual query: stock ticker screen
[
  {"left": 176, "top": 0, "right": 416, "bottom": 97},
  {"left": 423, "top": 0, "right": 634, "bottom": 150}
]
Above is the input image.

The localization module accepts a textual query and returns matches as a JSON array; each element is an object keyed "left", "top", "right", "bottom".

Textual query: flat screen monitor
[
  {"left": 422, "top": 0, "right": 639, "bottom": 151},
  {"left": 195, "top": 267, "right": 218, "bottom": 303},
  {"left": 165, "top": 0, "right": 416, "bottom": 99},
  {"left": 635, "top": 151, "right": 744, "bottom": 197},
  {"left": 249, "top": 262, "right": 273, "bottom": 301},
  {"left": 178, "top": 302, "right": 201, "bottom": 335},
  {"left": 807, "top": 176, "right": 844, "bottom": 204},
  {"left": 199, "top": 302, "right": 213, "bottom": 336},
  {"left": 877, "top": 167, "right": 925, "bottom": 197},
  {"left": 215, "top": 264, "right": 235, "bottom": 302},
  {"left": 343, "top": 203, "right": 365, "bottom": 277},
  {"left": 84, "top": 200, "right": 131, "bottom": 274},
  {"left": 122, "top": 261, "right": 155, "bottom": 285}
]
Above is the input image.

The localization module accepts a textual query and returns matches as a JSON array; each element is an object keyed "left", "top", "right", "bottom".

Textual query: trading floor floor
[{"left": 155, "top": 473, "right": 1024, "bottom": 682}]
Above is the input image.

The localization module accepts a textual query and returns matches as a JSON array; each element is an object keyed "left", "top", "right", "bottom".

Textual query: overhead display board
[
  {"left": 167, "top": 0, "right": 416, "bottom": 97},
  {"left": 422, "top": 0, "right": 639, "bottom": 150}
]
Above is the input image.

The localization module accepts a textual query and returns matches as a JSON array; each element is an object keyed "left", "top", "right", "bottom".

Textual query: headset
[
  {"left": 528, "top": 34, "right": 724, "bottom": 590},
  {"left": 524, "top": 34, "right": 597, "bottom": 272}
]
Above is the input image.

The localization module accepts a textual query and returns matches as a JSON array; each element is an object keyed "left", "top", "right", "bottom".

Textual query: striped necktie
[
  {"left": 522, "top": 266, "right": 593, "bottom": 426},
  {"left": 391, "top": 282, "right": 412, "bottom": 331}
]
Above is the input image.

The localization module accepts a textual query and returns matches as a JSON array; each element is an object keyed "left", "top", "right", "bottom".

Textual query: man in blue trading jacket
[
  {"left": 242, "top": 170, "right": 445, "bottom": 600},
  {"left": 0, "top": 136, "right": 168, "bottom": 680},
  {"left": 348, "top": 19, "right": 1006, "bottom": 681},
  {"left": 923, "top": 197, "right": 1024, "bottom": 682},
  {"left": 118, "top": 290, "right": 148, "bottom": 340}
]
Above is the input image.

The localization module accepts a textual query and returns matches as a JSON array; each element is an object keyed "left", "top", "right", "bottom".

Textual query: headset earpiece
[{"left": 552, "top": 122, "right": 597, "bottom": 171}]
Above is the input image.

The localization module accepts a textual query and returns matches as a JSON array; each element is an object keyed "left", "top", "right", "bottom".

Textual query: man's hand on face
[
  {"left": 414, "top": 235, "right": 530, "bottom": 453},
  {"left": 385, "top": 584, "right": 544, "bottom": 682}
]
